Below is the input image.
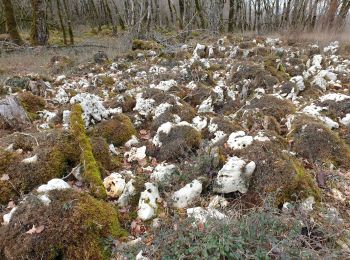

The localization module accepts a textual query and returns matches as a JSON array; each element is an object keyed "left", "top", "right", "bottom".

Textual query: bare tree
[
  {"left": 1, "top": 0, "right": 23, "bottom": 45},
  {"left": 30, "top": 0, "right": 49, "bottom": 45}
]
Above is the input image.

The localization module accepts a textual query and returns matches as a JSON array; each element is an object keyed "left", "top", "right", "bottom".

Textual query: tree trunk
[
  {"left": 178, "top": 0, "right": 184, "bottom": 29},
  {"left": 56, "top": 0, "right": 67, "bottom": 45},
  {"left": 30, "top": 0, "right": 49, "bottom": 45},
  {"left": 62, "top": 0, "right": 74, "bottom": 44},
  {"left": 325, "top": 0, "right": 339, "bottom": 30},
  {"left": 228, "top": 0, "right": 234, "bottom": 32},
  {"left": 195, "top": 0, "right": 205, "bottom": 29},
  {"left": 2, "top": 0, "right": 23, "bottom": 45}
]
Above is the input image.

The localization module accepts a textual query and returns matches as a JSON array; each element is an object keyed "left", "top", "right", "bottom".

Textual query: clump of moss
[
  {"left": 91, "top": 136, "right": 121, "bottom": 174},
  {"left": 13, "top": 134, "right": 35, "bottom": 151},
  {"left": 49, "top": 55, "right": 74, "bottom": 74},
  {"left": 70, "top": 104, "right": 107, "bottom": 199},
  {"left": 132, "top": 39, "right": 162, "bottom": 51},
  {"left": 96, "top": 75, "right": 115, "bottom": 87},
  {"left": 91, "top": 114, "right": 136, "bottom": 147},
  {"left": 236, "top": 140, "right": 319, "bottom": 205},
  {"left": 280, "top": 159, "right": 320, "bottom": 204},
  {"left": 0, "top": 189, "right": 126, "bottom": 260},
  {"left": 18, "top": 92, "right": 45, "bottom": 121},
  {"left": 264, "top": 55, "right": 290, "bottom": 82},
  {"left": 246, "top": 94, "right": 296, "bottom": 122},
  {"left": 0, "top": 149, "right": 18, "bottom": 204},
  {"left": 155, "top": 125, "right": 202, "bottom": 161},
  {"left": 1, "top": 131, "right": 81, "bottom": 204},
  {"left": 4, "top": 76, "right": 30, "bottom": 89},
  {"left": 291, "top": 115, "right": 350, "bottom": 168}
]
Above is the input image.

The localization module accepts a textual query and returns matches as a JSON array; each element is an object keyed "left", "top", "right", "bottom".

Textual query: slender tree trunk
[
  {"left": 337, "top": 0, "right": 350, "bottom": 29},
  {"left": 195, "top": 0, "right": 205, "bottom": 29},
  {"left": 178, "top": 0, "right": 184, "bottom": 29},
  {"left": 2, "top": 0, "right": 23, "bottom": 45},
  {"left": 168, "top": 0, "right": 174, "bottom": 24},
  {"left": 62, "top": 0, "right": 74, "bottom": 44},
  {"left": 325, "top": 0, "right": 339, "bottom": 30},
  {"left": 228, "top": 0, "right": 235, "bottom": 32},
  {"left": 56, "top": 0, "right": 67, "bottom": 45},
  {"left": 30, "top": 0, "right": 49, "bottom": 45}
]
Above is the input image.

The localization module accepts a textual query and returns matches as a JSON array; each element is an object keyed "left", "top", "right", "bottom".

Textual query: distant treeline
[{"left": 1, "top": 0, "right": 349, "bottom": 45}]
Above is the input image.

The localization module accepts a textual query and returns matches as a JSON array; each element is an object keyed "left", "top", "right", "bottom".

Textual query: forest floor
[{"left": 1, "top": 32, "right": 350, "bottom": 259}]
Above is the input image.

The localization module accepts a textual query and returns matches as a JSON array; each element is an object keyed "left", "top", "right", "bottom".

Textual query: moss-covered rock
[
  {"left": 264, "top": 55, "right": 290, "bottom": 82},
  {"left": 91, "top": 136, "right": 120, "bottom": 174},
  {"left": 49, "top": 55, "right": 74, "bottom": 74},
  {"left": 18, "top": 92, "right": 45, "bottom": 121},
  {"left": 0, "top": 190, "right": 126, "bottom": 260},
  {"left": 70, "top": 104, "right": 107, "bottom": 199},
  {"left": 155, "top": 124, "right": 202, "bottom": 161},
  {"left": 246, "top": 95, "right": 296, "bottom": 122},
  {"left": 4, "top": 76, "right": 30, "bottom": 90},
  {"left": 132, "top": 39, "right": 162, "bottom": 51},
  {"left": 0, "top": 131, "right": 81, "bottom": 205},
  {"left": 291, "top": 115, "right": 350, "bottom": 168},
  {"left": 91, "top": 114, "right": 136, "bottom": 146},
  {"left": 236, "top": 139, "right": 320, "bottom": 205}
]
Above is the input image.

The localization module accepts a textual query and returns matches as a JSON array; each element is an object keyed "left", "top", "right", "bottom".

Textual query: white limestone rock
[
  {"left": 150, "top": 162, "right": 177, "bottom": 184},
  {"left": 103, "top": 173, "right": 126, "bottom": 198},
  {"left": 138, "top": 183, "right": 160, "bottom": 221},
  {"left": 227, "top": 131, "right": 254, "bottom": 150},
  {"left": 125, "top": 146, "right": 147, "bottom": 162},
  {"left": 37, "top": 179, "right": 70, "bottom": 193},
  {"left": 213, "top": 156, "right": 256, "bottom": 194},
  {"left": 187, "top": 207, "right": 226, "bottom": 223},
  {"left": 3, "top": 207, "right": 17, "bottom": 225},
  {"left": 172, "top": 180, "right": 202, "bottom": 209},
  {"left": 118, "top": 179, "right": 137, "bottom": 207}
]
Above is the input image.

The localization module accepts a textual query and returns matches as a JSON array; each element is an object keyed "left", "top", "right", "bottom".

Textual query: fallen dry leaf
[{"left": 26, "top": 225, "right": 45, "bottom": 234}]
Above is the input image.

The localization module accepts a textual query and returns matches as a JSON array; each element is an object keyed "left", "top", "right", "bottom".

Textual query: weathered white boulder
[
  {"left": 172, "top": 180, "right": 202, "bottom": 208},
  {"left": 150, "top": 162, "right": 177, "bottom": 184},
  {"left": 227, "top": 131, "right": 253, "bottom": 150},
  {"left": 213, "top": 156, "right": 256, "bottom": 194},
  {"left": 138, "top": 183, "right": 160, "bottom": 221},
  {"left": 187, "top": 207, "right": 226, "bottom": 223},
  {"left": 118, "top": 179, "right": 137, "bottom": 207},
  {"left": 37, "top": 179, "right": 71, "bottom": 193},
  {"left": 103, "top": 173, "right": 126, "bottom": 198}
]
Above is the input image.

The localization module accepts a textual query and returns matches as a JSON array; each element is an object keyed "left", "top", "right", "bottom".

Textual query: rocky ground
[{"left": 1, "top": 35, "right": 350, "bottom": 259}]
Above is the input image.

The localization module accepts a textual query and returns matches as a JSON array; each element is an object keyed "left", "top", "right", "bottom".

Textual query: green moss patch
[
  {"left": 70, "top": 104, "right": 107, "bottom": 199},
  {"left": 18, "top": 92, "right": 45, "bottom": 121},
  {"left": 0, "top": 190, "right": 126, "bottom": 260},
  {"left": 91, "top": 114, "right": 136, "bottom": 147},
  {"left": 291, "top": 115, "right": 350, "bottom": 168}
]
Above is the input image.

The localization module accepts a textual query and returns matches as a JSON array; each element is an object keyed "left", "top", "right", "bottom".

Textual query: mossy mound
[
  {"left": 91, "top": 114, "right": 136, "bottom": 146},
  {"left": 4, "top": 76, "right": 30, "bottom": 90},
  {"left": 0, "top": 190, "right": 126, "bottom": 260},
  {"left": 317, "top": 98, "right": 350, "bottom": 122},
  {"left": 104, "top": 94, "right": 136, "bottom": 113},
  {"left": 0, "top": 131, "right": 81, "bottom": 205},
  {"left": 246, "top": 95, "right": 296, "bottom": 122},
  {"left": 49, "top": 55, "right": 74, "bottom": 74},
  {"left": 284, "top": 57, "right": 306, "bottom": 77},
  {"left": 291, "top": 115, "right": 350, "bottom": 168},
  {"left": 91, "top": 136, "right": 120, "bottom": 174},
  {"left": 264, "top": 55, "right": 290, "bottom": 82},
  {"left": 236, "top": 140, "right": 319, "bottom": 205},
  {"left": 155, "top": 125, "right": 202, "bottom": 161},
  {"left": 18, "top": 92, "right": 45, "bottom": 121},
  {"left": 132, "top": 39, "right": 162, "bottom": 51},
  {"left": 70, "top": 104, "right": 107, "bottom": 199}
]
